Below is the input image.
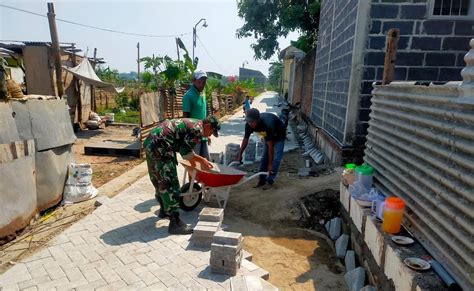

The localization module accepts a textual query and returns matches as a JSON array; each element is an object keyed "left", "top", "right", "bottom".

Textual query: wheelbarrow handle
[
  {"left": 234, "top": 171, "right": 269, "bottom": 187},
  {"left": 228, "top": 161, "right": 243, "bottom": 167}
]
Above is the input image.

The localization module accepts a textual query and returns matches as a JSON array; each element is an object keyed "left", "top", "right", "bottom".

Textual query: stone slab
[
  {"left": 329, "top": 217, "right": 342, "bottom": 240},
  {"left": 345, "top": 250, "right": 356, "bottom": 272},
  {"left": 336, "top": 234, "right": 349, "bottom": 259}
]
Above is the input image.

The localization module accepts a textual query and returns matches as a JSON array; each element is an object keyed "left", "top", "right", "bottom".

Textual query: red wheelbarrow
[{"left": 178, "top": 160, "right": 268, "bottom": 211}]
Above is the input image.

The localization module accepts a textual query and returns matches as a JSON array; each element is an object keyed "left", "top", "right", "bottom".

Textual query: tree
[
  {"left": 236, "top": 0, "right": 321, "bottom": 60},
  {"left": 268, "top": 60, "right": 282, "bottom": 91}
]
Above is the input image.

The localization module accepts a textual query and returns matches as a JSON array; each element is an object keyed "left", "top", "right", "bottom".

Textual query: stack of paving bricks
[
  {"left": 244, "top": 139, "right": 256, "bottom": 162},
  {"left": 225, "top": 143, "right": 240, "bottom": 165},
  {"left": 192, "top": 207, "right": 223, "bottom": 247},
  {"left": 210, "top": 231, "right": 243, "bottom": 276}
]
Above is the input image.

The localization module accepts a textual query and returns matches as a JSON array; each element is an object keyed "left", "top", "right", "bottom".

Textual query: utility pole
[
  {"left": 137, "top": 42, "right": 140, "bottom": 82},
  {"left": 92, "top": 48, "right": 97, "bottom": 112},
  {"left": 176, "top": 37, "right": 181, "bottom": 62},
  {"left": 47, "top": 2, "right": 64, "bottom": 97}
]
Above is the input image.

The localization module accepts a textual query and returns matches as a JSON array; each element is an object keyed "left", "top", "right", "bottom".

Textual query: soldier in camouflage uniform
[{"left": 144, "top": 116, "right": 220, "bottom": 234}]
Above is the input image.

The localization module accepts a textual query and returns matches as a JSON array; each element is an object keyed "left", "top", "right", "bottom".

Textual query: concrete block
[
  {"left": 349, "top": 196, "right": 370, "bottom": 234},
  {"left": 340, "top": 182, "right": 350, "bottom": 212},
  {"left": 360, "top": 285, "right": 377, "bottom": 291},
  {"left": 211, "top": 265, "right": 238, "bottom": 276},
  {"left": 199, "top": 207, "right": 224, "bottom": 222},
  {"left": 344, "top": 267, "right": 366, "bottom": 291},
  {"left": 211, "top": 243, "right": 242, "bottom": 255},
  {"left": 196, "top": 220, "right": 222, "bottom": 228},
  {"left": 384, "top": 244, "right": 416, "bottom": 291},
  {"left": 325, "top": 221, "right": 331, "bottom": 232},
  {"left": 336, "top": 234, "right": 349, "bottom": 259},
  {"left": 213, "top": 231, "right": 242, "bottom": 246},
  {"left": 345, "top": 250, "right": 356, "bottom": 272},
  {"left": 329, "top": 217, "right": 342, "bottom": 240},
  {"left": 94, "top": 196, "right": 111, "bottom": 207},
  {"left": 211, "top": 249, "right": 243, "bottom": 262},
  {"left": 193, "top": 225, "right": 219, "bottom": 238},
  {"left": 364, "top": 216, "right": 385, "bottom": 266},
  {"left": 210, "top": 251, "right": 243, "bottom": 269},
  {"left": 210, "top": 152, "right": 224, "bottom": 164},
  {"left": 192, "top": 236, "right": 213, "bottom": 248}
]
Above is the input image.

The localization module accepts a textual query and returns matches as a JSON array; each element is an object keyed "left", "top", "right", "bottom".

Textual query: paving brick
[
  {"left": 199, "top": 207, "right": 224, "bottom": 222},
  {"left": 82, "top": 267, "right": 103, "bottom": 283},
  {"left": 193, "top": 225, "right": 220, "bottom": 238},
  {"left": 213, "top": 231, "right": 242, "bottom": 245},
  {"left": 17, "top": 275, "right": 51, "bottom": 290},
  {"left": 249, "top": 268, "right": 270, "bottom": 280},
  {"left": 95, "top": 280, "right": 127, "bottom": 291}
]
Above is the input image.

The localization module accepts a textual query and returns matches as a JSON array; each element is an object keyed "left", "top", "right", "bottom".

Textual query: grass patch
[{"left": 99, "top": 109, "right": 140, "bottom": 124}]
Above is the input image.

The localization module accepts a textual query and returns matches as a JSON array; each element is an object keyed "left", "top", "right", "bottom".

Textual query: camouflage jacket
[{"left": 143, "top": 118, "right": 203, "bottom": 158}]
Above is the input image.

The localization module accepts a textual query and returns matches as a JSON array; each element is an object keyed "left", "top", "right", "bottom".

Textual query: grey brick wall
[
  {"left": 311, "top": 0, "right": 359, "bottom": 143},
  {"left": 358, "top": 0, "right": 474, "bottom": 144}
]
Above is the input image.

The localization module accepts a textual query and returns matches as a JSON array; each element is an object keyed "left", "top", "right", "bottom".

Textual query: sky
[{"left": 0, "top": 0, "right": 300, "bottom": 77}]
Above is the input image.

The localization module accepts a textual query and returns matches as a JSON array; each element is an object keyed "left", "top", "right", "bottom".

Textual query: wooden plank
[
  {"left": 382, "top": 29, "right": 400, "bottom": 85},
  {"left": 84, "top": 140, "right": 140, "bottom": 157},
  {"left": 23, "top": 46, "right": 56, "bottom": 96}
]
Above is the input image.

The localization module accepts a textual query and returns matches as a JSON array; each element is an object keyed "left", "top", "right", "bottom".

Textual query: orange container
[{"left": 382, "top": 197, "right": 405, "bottom": 234}]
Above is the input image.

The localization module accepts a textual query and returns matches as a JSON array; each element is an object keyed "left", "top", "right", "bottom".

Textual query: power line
[
  {"left": 0, "top": 4, "right": 192, "bottom": 38},
  {"left": 196, "top": 35, "right": 229, "bottom": 75}
]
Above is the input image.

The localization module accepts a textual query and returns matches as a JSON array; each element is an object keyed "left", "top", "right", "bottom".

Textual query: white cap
[{"left": 192, "top": 69, "right": 208, "bottom": 80}]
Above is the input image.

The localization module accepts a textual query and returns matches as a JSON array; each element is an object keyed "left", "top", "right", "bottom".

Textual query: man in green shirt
[{"left": 183, "top": 70, "right": 210, "bottom": 160}]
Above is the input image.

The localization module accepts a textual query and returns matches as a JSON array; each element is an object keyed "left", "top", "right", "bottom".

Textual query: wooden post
[
  {"left": 47, "top": 2, "right": 64, "bottom": 97},
  {"left": 382, "top": 29, "right": 399, "bottom": 85}
]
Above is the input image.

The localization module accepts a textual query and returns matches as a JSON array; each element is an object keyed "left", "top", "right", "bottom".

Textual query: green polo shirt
[{"left": 182, "top": 85, "right": 207, "bottom": 120}]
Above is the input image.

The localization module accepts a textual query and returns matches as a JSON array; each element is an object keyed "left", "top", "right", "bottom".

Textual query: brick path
[
  {"left": 0, "top": 175, "right": 273, "bottom": 290},
  {"left": 0, "top": 92, "right": 283, "bottom": 290}
]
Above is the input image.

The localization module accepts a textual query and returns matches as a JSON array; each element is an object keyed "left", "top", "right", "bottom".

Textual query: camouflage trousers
[{"left": 145, "top": 150, "right": 181, "bottom": 214}]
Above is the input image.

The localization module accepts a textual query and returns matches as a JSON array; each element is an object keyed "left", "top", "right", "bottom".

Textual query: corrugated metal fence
[{"left": 364, "top": 81, "right": 474, "bottom": 289}]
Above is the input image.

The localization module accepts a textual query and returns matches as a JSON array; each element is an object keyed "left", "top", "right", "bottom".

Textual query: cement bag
[{"left": 63, "top": 163, "right": 98, "bottom": 204}]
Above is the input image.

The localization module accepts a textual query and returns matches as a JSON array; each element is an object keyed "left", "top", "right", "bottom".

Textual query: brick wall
[
  {"left": 357, "top": 0, "right": 474, "bottom": 145},
  {"left": 292, "top": 47, "right": 317, "bottom": 118},
  {"left": 311, "top": 0, "right": 359, "bottom": 143}
]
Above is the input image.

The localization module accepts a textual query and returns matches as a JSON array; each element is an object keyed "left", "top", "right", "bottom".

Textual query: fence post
[{"left": 382, "top": 29, "right": 399, "bottom": 85}]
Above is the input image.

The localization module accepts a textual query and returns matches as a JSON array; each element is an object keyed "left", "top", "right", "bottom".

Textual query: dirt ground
[
  {"left": 222, "top": 150, "right": 347, "bottom": 290},
  {"left": 73, "top": 125, "right": 144, "bottom": 187}
]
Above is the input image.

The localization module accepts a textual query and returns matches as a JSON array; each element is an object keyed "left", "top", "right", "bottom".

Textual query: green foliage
[
  {"left": 95, "top": 66, "right": 124, "bottom": 85},
  {"left": 140, "top": 38, "right": 198, "bottom": 92},
  {"left": 204, "top": 77, "right": 222, "bottom": 101},
  {"left": 222, "top": 78, "right": 263, "bottom": 98},
  {"left": 268, "top": 61, "right": 283, "bottom": 91},
  {"left": 99, "top": 108, "right": 140, "bottom": 124},
  {"left": 115, "top": 91, "right": 129, "bottom": 108},
  {"left": 236, "top": 0, "right": 321, "bottom": 60},
  {"left": 291, "top": 34, "right": 316, "bottom": 53}
]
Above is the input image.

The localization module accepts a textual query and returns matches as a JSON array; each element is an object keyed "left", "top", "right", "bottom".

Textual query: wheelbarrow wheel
[{"left": 179, "top": 182, "right": 202, "bottom": 211}]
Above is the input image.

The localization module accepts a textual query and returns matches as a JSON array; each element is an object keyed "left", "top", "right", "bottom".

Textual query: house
[
  {"left": 279, "top": 45, "right": 305, "bottom": 101},
  {"left": 0, "top": 41, "right": 107, "bottom": 125},
  {"left": 307, "top": 0, "right": 474, "bottom": 164}
]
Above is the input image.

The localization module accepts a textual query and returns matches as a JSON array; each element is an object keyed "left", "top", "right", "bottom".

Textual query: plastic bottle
[
  {"left": 382, "top": 197, "right": 405, "bottom": 234},
  {"left": 342, "top": 163, "right": 356, "bottom": 186},
  {"left": 355, "top": 164, "right": 374, "bottom": 189}
]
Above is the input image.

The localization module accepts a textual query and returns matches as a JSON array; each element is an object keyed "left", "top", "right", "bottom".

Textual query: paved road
[{"left": 0, "top": 92, "right": 285, "bottom": 290}]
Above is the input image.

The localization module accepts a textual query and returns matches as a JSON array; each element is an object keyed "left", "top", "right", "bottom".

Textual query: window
[{"left": 430, "top": 0, "right": 474, "bottom": 18}]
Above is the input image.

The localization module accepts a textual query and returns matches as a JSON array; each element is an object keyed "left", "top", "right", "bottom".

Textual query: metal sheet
[
  {"left": 0, "top": 155, "right": 37, "bottom": 238},
  {"left": 11, "top": 99, "right": 76, "bottom": 151},
  {"left": 140, "top": 92, "right": 163, "bottom": 127},
  {"left": 0, "top": 103, "right": 20, "bottom": 143},
  {"left": 365, "top": 83, "right": 474, "bottom": 290},
  {"left": 23, "top": 46, "right": 55, "bottom": 96},
  {"left": 35, "top": 144, "right": 75, "bottom": 211}
]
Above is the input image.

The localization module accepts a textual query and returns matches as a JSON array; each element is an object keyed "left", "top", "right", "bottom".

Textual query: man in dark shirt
[{"left": 238, "top": 108, "right": 286, "bottom": 190}]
